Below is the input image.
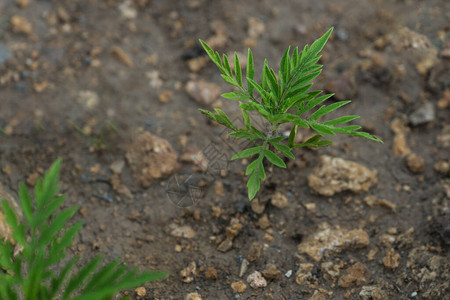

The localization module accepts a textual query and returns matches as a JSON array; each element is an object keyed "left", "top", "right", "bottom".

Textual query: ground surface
[{"left": 0, "top": 0, "right": 449, "bottom": 299}]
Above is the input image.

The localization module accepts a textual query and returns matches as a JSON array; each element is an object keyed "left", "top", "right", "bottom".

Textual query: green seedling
[
  {"left": 0, "top": 159, "right": 167, "bottom": 299},
  {"left": 69, "top": 120, "right": 117, "bottom": 151},
  {"left": 199, "top": 27, "right": 382, "bottom": 200}
]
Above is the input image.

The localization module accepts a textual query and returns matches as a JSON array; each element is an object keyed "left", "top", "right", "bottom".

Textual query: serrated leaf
[
  {"left": 293, "top": 118, "right": 309, "bottom": 128},
  {"left": 263, "top": 149, "right": 286, "bottom": 168},
  {"left": 240, "top": 104, "right": 251, "bottom": 129},
  {"left": 234, "top": 52, "right": 242, "bottom": 86},
  {"left": 229, "top": 131, "right": 257, "bottom": 139},
  {"left": 247, "top": 48, "right": 255, "bottom": 95},
  {"left": 279, "top": 47, "right": 291, "bottom": 87},
  {"left": 323, "top": 115, "right": 360, "bottom": 126},
  {"left": 18, "top": 182, "right": 33, "bottom": 227},
  {"left": 350, "top": 131, "right": 383, "bottom": 143},
  {"left": 309, "top": 122, "right": 336, "bottom": 136},
  {"left": 308, "top": 27, "right": 333, "bottom": 60},
  {"left": 309, "top": 100, "right": 351, "bottom": 121},
  {"left": 245, "top": 159, "right": 259, "bottom": 176},
  {"left": 288, "top": 125, "right": 297, "bottom": 148},
  {"left": 222, "top": 54, "right": 232, "bottom": 76},
  {"left": 220, "top": 74, "right": 239, "bottom": 87},
  {"left": 221, "top": 92, "right": 248, "bottom": 100},
  {"left": 231, "top": 146, "right": 263, "bottom": 160},
  {"left": 261, "top": 59, "right": 269, "bottom": 90},
  {"left": 247, "top": 172, "right": 260, "bottom": 201},
  {"left": 273, "top": 143, "right": 295, "bottom": 159}
]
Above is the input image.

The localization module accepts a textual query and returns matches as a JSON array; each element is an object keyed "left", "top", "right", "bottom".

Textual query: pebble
[
  {"left": 77, "top": 90, "right": 100, "bottom": 109},
  {"left": 285, "top": 270, "right": 293, "bottom": 278},
  {"left": 338, "top": 262, "right": 371, "bottom": 288},
  {"left": 409, "top": 101, "right": 435, "bottom": 126},
  {"left": 11, "top": 15, "right": 32, "bottom": 35},
  {"left": 111, "top": 46, "right": 133, "bottom": 67},
  {"left": 307, "top": 155, "right": 378, "bottom": 196},
  {"left": 382, "top": 248, "right": 400, "bottom": 269},
  {"left": 170, "top": 225, "right": 196, "bottom": 239},
  {"left": 359, "top": 286, "right": 386, "bottom": 300},
  {"left": 181, "top": 147, "right": 208, "bottom": 172},
  {"left": 119, "top": 0, "right": 137, "bottom": 19},
  {"left": 0, "top": 43, "right": 11, "bottom": 63},
  {"left": 298, "top": 223, "right": 369, "bottom": 262},
  {"left": 180, "top": 261, "right": 197, "bottom": 283},
  {"left": 248, "top": 242, "right": 262, "bottom": 262},
  {"left": 126, "top": 132, "right": 179, "bottom": 188},
  {"left": 135, "top": 287, "right": 146, "bottom": 297},
  {"left": 405, "top": 153, "right": 425, "bottom": 173},
  {"left": 231, "top": 281, "right": 247, "bottom": 293},
  {"left": 239, "top": 259, "right": 249, "bottom": 277},
  {"left": 321, "top": 261, "right": 340, "bottom": 281},
  {"left": 434, "top": 160, "right": 449, "bottom": 175},
  {"left": 262, "top": 264, "right": 282, "bottom": 280},
  {"left": 257, "top": 214, "right": 271, "bottom": 229},
  {"left": 247, "top": 17, "right": 265, "bottom": 39},
  {"left": 250, "top": 197, "right": 266, "bottom": 214},
  {"left": 158, "top": 90, "right": 173, "bottom": 103},
  {"left": 246, "top": 271, "right": 267, "bottom": 288},
  {"left": 217, "top": 239, "right": 233, "bottom": 252},
  {"left": 146, "top": 70, "right": 163, "bottom": 89},
  {"left": 204, "top": 266, "right": 217, "bottom": 280},
  {"left": 391, "top": 119, "right": 412, "bottom": 157},
  {"left": 270, "top": 191, "right": 288, "bottom": 208},
  {"left": 185, "top": 80, "right": 221, "bottom": 106},
  {"left": 185, "top": 292, "right": 202, "bottom": 300},
  {"left": 295, "top": 263, "right": 313, "bottom": 285}
]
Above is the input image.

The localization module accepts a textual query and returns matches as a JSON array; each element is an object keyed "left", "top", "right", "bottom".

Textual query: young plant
[
  {"left": 199, "top": 27, "right": 382, "bottom": 201},
  {"left": 0, "top": 159, "right": 167, "bottom": 300},
  {"left": 69, "top": 120, "right": 117, "bottom": 151}
]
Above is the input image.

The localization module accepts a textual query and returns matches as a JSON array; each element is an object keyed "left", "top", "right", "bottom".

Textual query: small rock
[
  {"left": 171, "top": 225, "right": 196, "bottom": 239},
  {"left": 158, "top": 90, "right": 173, "bottom": 103},
  {"left": 225, "top": 223, "right": 242, "bottom": 240},
  {"left": 270, "top": 191, "right": 288, "bottom": 208},
  {"left": 406, "top": 153, "right": 425, "bottom": 173},
  {"left": 248, "top": 242, "right": 262, "bottom": 262},
  {"left": 285, "top": 270, "right": 293, "bottom": 278},
  {"left": 110, "top": 160, "right": 125, "bottom": 174},
  {"left": 119, "top": 0, "right": 137, "bottom": 19},
  {"left": 185, "top": 80, "right": 221, "bottom": 106},
  {"left": 11, "top": 15, "right": 32, "bottom": 35},
  {"left": 185, "top": 292, "right": 202, "bottom": 300},
  {"left": 239, "top": 259, "right": 249, "bottom": 277},
  {"left": 338, "top": 262, "right": 371, "bottom": 288},
  {"left": 111, "top": 46, "right": 133, "bottom": 67},
  {"left": 231, "top": 281, "right": 247, "bottom": 293},
  {"left": 409, "top": 102, "right": 435, "bottom": 126},
  {"left": 126, "top": 132, "right": 179, "bottom": 188},
  {"left": 250, "top": 197, "right": 266, "bottom": 214},
  {"left": 146, "top": 70, "right": 163, "bottom": 89},
  {"left": 77, "top": 90, "right": 100, "bottom": 109},
  {"left": 181, "top": 147, "right": 208, "bottom": 172},
  {"left": 295, "top": 263, "right": 313, "bottom": 285},
  {"left": 217, "top": 239, "right": 233, "bottom": 252},
  {"left": 376, "top": 199, "right": 397, "bottom": 212},
  {"left": 257, "top": 214, "right": 271, "bottom": 229},
  {"left": 246, "top": 271, "right": 267, "bottom": 288},
  {"left": 321, "top": 261, "right": 340, "bottom": 281},
  {"left": 310, "top": 289, "right": 332, "bottom": 300},
  {"left": 437, "top": 125, "right": 450, "bottom": 148},
  {"left": 0, "top": 43, "right": 12, "bottom": 63},
  {"left": 135, "top": 287, "right": 146, "bottom": 297},
  {"left": 16, "top": 0, "right": 29, "bottom": 8},
  {"left": 180, "top": 261, "right": 197, "bottom": 283},
  {"left": 26, "top": 172, "right": 39, "bottom": 186},
  {"left": 382, "top": 248, "right": 400, "bottom": 269},
  {"left": 434, "top": 160, "right": 449, "bottom": 175},
  {"left": 187, "top": 56, "right": 208, "bottom": 73},
  {"left": 205, "top": 266, "right": 217, "bottom": 280},
  {"left": 307, "top": 155, "right": 378, "bottom": 196},
  {"left": 393, "top": 132, "right": 411, "bottom": 157},
  {"left": 298, "top": 223, "right": 369, "bottom": 262},
  {"left": 247, "top": 17, "right": 265, "bottom": 39},
  {"left": 359, "top": 286, "right": 386, "bottom": 300},
  {"left": 262, "top": 264, "right": 282, "bottom": 280}
]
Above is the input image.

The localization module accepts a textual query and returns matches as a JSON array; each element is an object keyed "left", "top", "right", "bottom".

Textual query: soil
[{"left": 0, "top": 0, "right": 449, "bottom": 299}]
